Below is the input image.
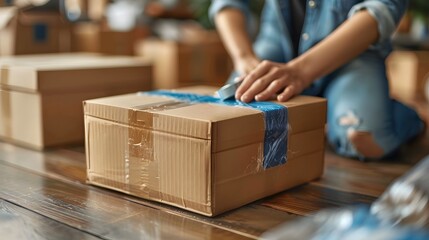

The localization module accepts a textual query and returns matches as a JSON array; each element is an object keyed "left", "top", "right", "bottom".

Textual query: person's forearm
[
  {"left": 214, "top": 8, "right": 255, "bottom": 61},
  {"left": 291, "top": 10, "right": 380, "bottom": 84}
]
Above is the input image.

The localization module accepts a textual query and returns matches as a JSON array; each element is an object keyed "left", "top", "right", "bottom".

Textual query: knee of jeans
[{"left": 327, "top": 110, "right": 388, "bottom": 159}]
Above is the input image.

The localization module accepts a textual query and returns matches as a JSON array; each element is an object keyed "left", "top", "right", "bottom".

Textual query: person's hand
[
  {"left": 235, "top": 60, "right": 310, "bottom": 102},
  {"left": 233, "top": 54, "right": 261, "bottom": 76}
]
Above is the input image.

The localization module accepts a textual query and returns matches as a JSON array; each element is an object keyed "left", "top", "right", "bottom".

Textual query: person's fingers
[
  {"left": 236, "top": 60, "right": 273, "bottom": 101},
  {"left": 240, "top": 72, "right": 278, "bottom": 102},
  {"left": 277, "top": 84, "right": 297, "bottom": 102},
  {"left": 255, "top": 79, "right": 287, "bottom": 101}
]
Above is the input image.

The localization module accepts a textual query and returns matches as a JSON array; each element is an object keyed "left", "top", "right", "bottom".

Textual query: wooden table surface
[{"left": 1, "top": 101, "right": 428, "bottom": 239}]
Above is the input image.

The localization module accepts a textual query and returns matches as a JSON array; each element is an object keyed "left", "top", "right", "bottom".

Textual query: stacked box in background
[
  {"left": 99, "top": 27, "right": 149, "bottom": 56},
  {"left": 0, "top": 6, "right": 71, "bottom": 56},
  {"left": 64, "top": 0, "right": 108, "bottom": 22},
  {"left": 70, "top": 22, "right": 100, "bottom": 53},
  {"left": 136, "top": 34, "right": 233, "bottom": 89},
  {"left": 0, "top": 0, "right": 13, "bottom": 7},
  {"left": 71, "top": 22, "right": 150, "bottom": 55},
  {"left": 387, "top": 51, "right": 429, "bottom": 101},
  {"left": 84, "top": 86, "right": 326, "bottom": 216},
  {"left": 0, "top": 53, "right": 152, "bottom": 150}
]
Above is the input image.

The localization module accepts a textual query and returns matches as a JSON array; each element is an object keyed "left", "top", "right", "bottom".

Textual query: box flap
[
  {"left": 84, "top": 86, "right": 327, "bottom": 152},
  {"left": 0, "top": 7, "right": 17, "bottom": 29},
  {"left": 0, "top": 54, "right": 152, "bottom": 93}
]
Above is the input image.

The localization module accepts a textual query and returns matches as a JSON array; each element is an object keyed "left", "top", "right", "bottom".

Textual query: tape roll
[{"left": 216, "top": 81, "right": 241, "bottom": 100}]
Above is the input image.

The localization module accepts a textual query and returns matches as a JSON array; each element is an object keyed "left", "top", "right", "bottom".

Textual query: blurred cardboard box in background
[
  {"left": 64, "top": 0, "right": 108, "bottom": 21},
  {"left": 71, "top": 21, "right": 150, "bottom": 55},
  {"left": 0, "top": 53, "right": 152, "bottom": 150},
  {"left": 136, "top": 32, "right": 233, "bottom": 89},
  {"left": 387, "top": 51, "right": 429, "bottom": 101},
  {"left": 0, "top": 6, "right": 71, "bottom": 55},
  {"left": 100, "top": 26, "right": 149, "bottom": 56},
  {"left": 71, "top": 21, "right": 100, "bottom": 52},
  {"left": 0, "top": 0, "right": 13, "bottom": 7},
  {"left": 84, "top": 86, "right": 326, "bottom": 216}
]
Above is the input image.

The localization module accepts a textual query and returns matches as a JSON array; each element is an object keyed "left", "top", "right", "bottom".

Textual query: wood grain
[
  {"left": 0, "top": 200, "right": 100, "bottom": 240},
  {"left": 0, "top": 162, "right": 253, "bottom": 239}
]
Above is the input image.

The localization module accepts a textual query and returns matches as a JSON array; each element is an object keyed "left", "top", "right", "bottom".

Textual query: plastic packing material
[
  {"left": 261, "top": 155, "right": 429, "bottom": 239},
  {"left": 0, "top": 212, "right": 37, "bottom": 239},
  {"left": 140, "top": 90, "right": 288, "bottom": 169},
  {"left": 371, "top": 155, "right": 429, "bottom": 228},
  {"left": 261, "top": 206, "right": 429, "bottom": 240}
]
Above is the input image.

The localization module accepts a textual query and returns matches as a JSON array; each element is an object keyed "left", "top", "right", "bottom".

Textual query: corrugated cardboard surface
[
  {"left": 85, "top": 86, "right": 326, "bottom": 216},
  {"left": 0, "top": 54, "right": 152, "bottom": 149}
]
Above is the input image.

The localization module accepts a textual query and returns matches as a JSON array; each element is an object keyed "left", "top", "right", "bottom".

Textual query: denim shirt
[{"left": 209, "top": 0, "right": 408, "bottom": 60}]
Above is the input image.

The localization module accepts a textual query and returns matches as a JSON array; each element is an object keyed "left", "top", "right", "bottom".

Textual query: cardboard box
[
  {"left": 71, "top": 22, "right": 100, "bottom": 53},
  {"left": 136, "top": 34, "right": 233, "bottom": 89},
  {"left": 387, "top": 51, "right": 429, "bottom": 101},
  {"left": 99, "top": 29, "right": 136, "bottom": 56},
  {"left": 64, "top": 0, "right": 108, "bottom": 21},
  {"left": 0, "top": 53, "right": 152, "bottom": 150},
  {"left": 84, "top": 86, "right": 326, "bottom": 216},
  {"left": 0, "top": 6, "right": 71, "bottom": 56},
  {"left": 0, "top": 0, "right": 13, "bottom": 7},
  {"left": 71, "top": 22, "right": 149, "bottom": 55}
]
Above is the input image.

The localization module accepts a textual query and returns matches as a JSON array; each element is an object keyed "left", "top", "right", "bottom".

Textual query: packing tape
[
  {"left": 139, "top": 90, "right": 288, "bottom": 169},
  {"left": 125, "top": 100, "right": 194, "bottom": 199},
  {"left": 216, "top": 81, "right": 241, "bottom": 100}
]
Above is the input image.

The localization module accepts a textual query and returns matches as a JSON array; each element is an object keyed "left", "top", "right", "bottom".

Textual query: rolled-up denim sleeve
[
  {"left": 347, "top": 0, "right": 408, "bottom": 43},
  {"left": 209, "top": 0, "right": 250, "bottom": 22}
]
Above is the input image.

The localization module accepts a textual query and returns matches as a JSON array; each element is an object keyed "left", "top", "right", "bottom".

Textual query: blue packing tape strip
[{"left": 142, "top": 90, "right": 288, "bottom": 169}]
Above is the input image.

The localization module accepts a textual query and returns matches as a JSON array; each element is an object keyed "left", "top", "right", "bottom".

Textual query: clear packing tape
[{"left": 261, "top": 155, "right": 429, "bottom": 240}]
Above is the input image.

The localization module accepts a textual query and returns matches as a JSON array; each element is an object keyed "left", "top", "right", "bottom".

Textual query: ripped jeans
[
  {"left": 303, "top": 51, "right": 424, "bottom": 158},
  {"left": 228, "top": 50, "right": 424, "bottom": 159}
]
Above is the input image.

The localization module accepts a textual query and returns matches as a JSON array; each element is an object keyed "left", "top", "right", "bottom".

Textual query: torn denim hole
[{"left": 338, "top": 110, "right": 361, "bottom": 128}]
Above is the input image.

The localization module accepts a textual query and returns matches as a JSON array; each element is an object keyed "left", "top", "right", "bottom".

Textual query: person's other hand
[{"left": 235, "top": 60, "right": 310, "bottom": 102}]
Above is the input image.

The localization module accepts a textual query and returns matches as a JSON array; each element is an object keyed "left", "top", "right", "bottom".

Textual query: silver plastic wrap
[
  {"left": 371, "top": 156, "right": 429, "bottom": 228},
  {"left": 261, "top": 155, "right": 429, "bottom": 239}
]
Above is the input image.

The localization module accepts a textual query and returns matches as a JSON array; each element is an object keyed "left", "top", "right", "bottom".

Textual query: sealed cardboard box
[
  {"left": 0, "top": 53, "right": 152, "bottom": 149},
  {"left": 387, "top": 51, "right": 429, "bottom": 101},
  {"left": 0, "top": 6, "right": 71, "bottom": 56},
  {"left": 84, "top": 86, "right": 326, "bottom": 216},
  {"left": 136, "top": 34, "right": 233, "bottom": 89}
]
